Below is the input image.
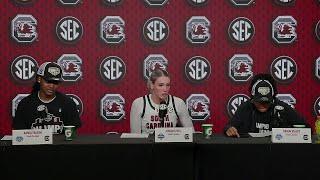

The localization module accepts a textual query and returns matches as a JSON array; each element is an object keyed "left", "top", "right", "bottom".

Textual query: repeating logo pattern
[
  {"left": 13, "top": 0, "right": 34, "bottom": 4},
  {"left": 100, "top": 16, "right": 125, "bottom": 44},
  {"left": 229, "top": 0, "right": 254, "bottom": 6},
  {"left": 66, "top": 94, "right": 84, "bottom": 115},
  {"left": 144, "top": 0, "right": 169, "bottom": 6},
  {"left": 185, "top": 56, "right": 211, "bottom": 83},
  {"left": 227, "top": 94, "right": 249, "bottom": 117},
  {"left": 143, "top": 54, "right": 168, "bottom": 80},
  {"left": 11, "top": 55, "right": 38, "bottom": 83},
  {"left": 186, "top": 94, "right": 210, "bottom": 121},
  {"left": 274, "top": 0, "right": 295, "bottom": 5},
  {"left": 57, "top": 54, "right": 83, "bottom": 82},
  {"left": 58, "top": 0, "right": 81, "bottom": 5},
  {"left": 102, "top": 0, "right": 123, "bottom": 5},
  {"left": 315, "top": 20, "right": 320, "bottom": 41},
  {"left": 11, "top": 14, "right": 37, "bottom": 43},
  {"left": 314, "top": 97, "right": 320, "bottom": 116},
  {"left": 270, "top": 56, "right": 297, "bottom": 83},
  {"left": 56, "top": 16, "right": 83, "bottom": 43},
  {"left": 229, "top": 54, "right": 253, "bottom": 82},
  {"left": 272, "top": 16, "right": 297, "bottom": 44},
  {"left": 276, "top": 94, "right": 296, "bottom": 108},
  {"left": 186, "top": 16, "right": 211, "bottom": 44},
  {"left": 5, "top": 1, "right": 320, "bottom": 134},
  {"left": 315, "top": 56, "right": 320, "bottom": 80},
  {"left": 187, "top": 0, "right": 208, "bottom": 6},
  {"left": 228, "top": 17, "right": 255, "bottom": 44},
  {"left": 100, "top": 94, "right": 125, "bottom": 121},
  {"left": 12, "top": 94, "right": 29, "bottom": 117},
  {"left": 143, "top": 17, "right": 169, "bottom": 45},
  {"left": 100, "top": 56, "right": 126, "bottom": 83}
]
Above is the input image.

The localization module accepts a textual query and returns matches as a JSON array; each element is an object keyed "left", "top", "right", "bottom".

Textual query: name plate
[
  {"left": 271, "top": 128, "right": 311, "bottom": 143},
  {"left": 155, "top": 127, "right": 193, "bottom": 143},
  {"left": 12, "top": 129, "right": 53, "bottom": 145}
]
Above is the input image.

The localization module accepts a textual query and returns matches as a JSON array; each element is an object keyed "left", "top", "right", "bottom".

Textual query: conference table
[
  {"left": 0, "top": 134, "right": 195, "bottom": 180},
  {"left": 1, "top": 134, "right": 319, "bottom": 180},
  {"left": 195, "top": 135, "right": 320, "bottom": 180}
]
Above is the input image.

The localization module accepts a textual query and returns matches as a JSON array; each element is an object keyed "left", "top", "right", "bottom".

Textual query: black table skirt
[{"left": 1, "top": 134, "right": 319, "bottom": 180}]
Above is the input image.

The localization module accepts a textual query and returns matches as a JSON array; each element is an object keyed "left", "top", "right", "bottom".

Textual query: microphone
[
  {"left": 159, "top": 101, "right": 168, "bottom": 128},
  {"left": 271, "top": 105, "right": 285, "bottom": 128}
]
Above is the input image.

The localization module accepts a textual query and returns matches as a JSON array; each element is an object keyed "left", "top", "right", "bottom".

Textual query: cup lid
[
  {"left": 64, "top": 125, "right": 75, "bottom": 128},
  {"left": 292, "top": 124, "right": 306, "bottom": 128}
]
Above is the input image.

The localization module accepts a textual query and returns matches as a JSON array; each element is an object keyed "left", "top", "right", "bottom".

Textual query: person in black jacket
[
  {"left": 13, "top": 62, "right": 81, "bottom": 134},
  {"left": 224, "top": 73, "right": 306, "bottom": 137}
]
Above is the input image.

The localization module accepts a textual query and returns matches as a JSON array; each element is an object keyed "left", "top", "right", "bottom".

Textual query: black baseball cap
[
  {"left": 251, "top": 80, "right": 274, "bottom": 103},
  {"left": 37, "top": 62, "right": 63, "bottom": 82}
]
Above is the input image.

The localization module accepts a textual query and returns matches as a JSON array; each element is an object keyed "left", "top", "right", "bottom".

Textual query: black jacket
[{"left": 224, "top": 98, "right": 307, "bottom": 134}]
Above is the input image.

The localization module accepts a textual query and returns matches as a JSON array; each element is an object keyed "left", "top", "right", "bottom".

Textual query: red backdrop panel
[{"left": 1, "top": 0, "right": 319, "bottom": 134}]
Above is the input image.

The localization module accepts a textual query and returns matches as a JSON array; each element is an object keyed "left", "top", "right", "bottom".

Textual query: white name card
[
  {"left": 154, "top": 127, "right": 193, "bottom": 143},
  {"left": 271, "top": 128, "right": 311, "bottom": 143},
  {"left": 12, "top": 129, "right": 53, "bottom": 145}
]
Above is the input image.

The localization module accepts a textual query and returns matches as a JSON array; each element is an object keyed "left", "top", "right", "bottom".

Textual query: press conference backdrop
[{"left": 1, "top": 0, "right": 320, "bottom": 135}]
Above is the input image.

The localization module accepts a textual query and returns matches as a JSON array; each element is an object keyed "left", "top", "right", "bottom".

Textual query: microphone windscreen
[{"left": 159, "top": 101, "right": 168, "bottom": 119}]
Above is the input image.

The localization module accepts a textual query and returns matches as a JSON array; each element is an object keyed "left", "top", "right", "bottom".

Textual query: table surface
[{"left": 3, "top": 133, "right": 319, "bottom": 145}]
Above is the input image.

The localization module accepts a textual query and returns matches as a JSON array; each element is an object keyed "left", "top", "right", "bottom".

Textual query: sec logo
[
  {"left": 100, "top": 56, "right": 126, "bottom": 83},
  {"left": 11, "top": 55, "right": 38, "bottom": 83},
  {"left": 314, "top": 97, "right": 320, "bottom": 116},
  {"left": 270, "top": 56, "right": 297, "bottom": 83},
  {"left": 102, "top": 0, "right": 123, "bottom": 6},
  {"left": 185, "top": 56, "right": 211, "bottom": 83},
  {"left": 228, "top": 17, "right": 255, "bottom": 44},
  {"left": 56, "top": 16, "right": 83, "bottom": 44},
  {"left": 100, "top": 94, "right": 125, "bottom": 121},
  {"left": 143, "top": 54, "right": 168, "bottom": 80},
  {"left": 315, "top": 20, "right": 320, "bottom": 41},
  {"left": 11, "top": 14, "right": 37, "bottom": 43},
  {"left": 143, "top": 17, "right": 169, "bottom": 45},
  {"left": 227, "top": 94, "right": 249, "bottom": 117},
  {"left": 187, "top": 0, "right": 208, "bottom": 6},
  {"left": 274, "top": 0, "right": 295, "bottom": 5},
  {"left": 13, "top": 0, "right": 34, "bottom": 4}
]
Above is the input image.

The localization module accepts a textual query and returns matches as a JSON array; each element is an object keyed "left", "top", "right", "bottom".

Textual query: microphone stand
[{"left": 160, "top": 117, "right": 164, "bottom": 128}]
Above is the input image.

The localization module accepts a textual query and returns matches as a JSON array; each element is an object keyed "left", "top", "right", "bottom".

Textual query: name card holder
[
  {"left": 154, "top": 127, "right": 193, "bottom": 143},
  {"left": 12, "top": 129, "right": 53, "bottom": 145},
  {"left": 271, "top": 128, "right": 311, "bottom": 143}
]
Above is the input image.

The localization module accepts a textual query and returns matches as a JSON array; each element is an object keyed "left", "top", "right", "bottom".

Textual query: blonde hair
[{"left": 147, "top": 69, "right": 169, "bottom": 92}]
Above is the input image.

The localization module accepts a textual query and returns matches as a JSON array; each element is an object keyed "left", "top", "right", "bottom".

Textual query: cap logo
[
  {"left": 48, "top": 67, "right": 61, "bottom": 76},
  {"left": 258, "top": 87, "right": 270, "bottom": 95},
  {"left": 275, "top": 105, "right": 284, "bottom": 111}
]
